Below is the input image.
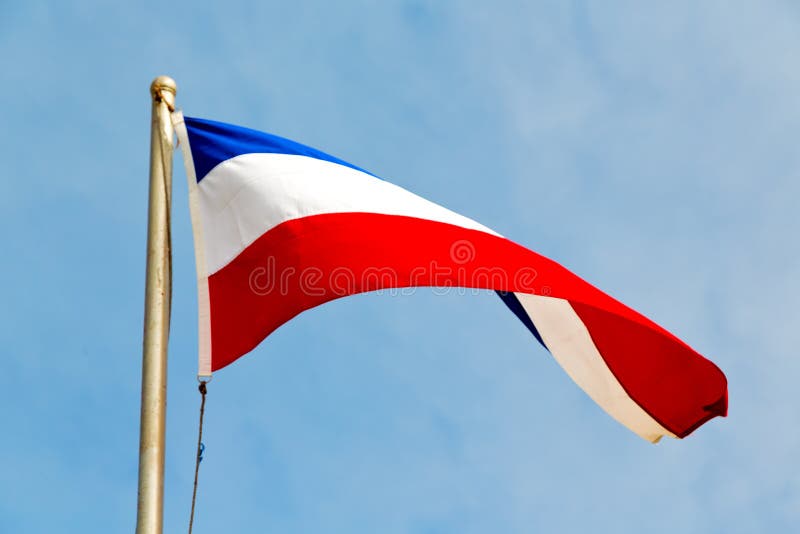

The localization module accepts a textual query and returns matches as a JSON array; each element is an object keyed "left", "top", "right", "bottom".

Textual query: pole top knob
[{"left": 150, "top": 75, "right": 177, "bottom": 106}]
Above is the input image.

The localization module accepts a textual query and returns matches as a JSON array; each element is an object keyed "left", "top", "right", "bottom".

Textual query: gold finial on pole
[
  {"left": 150, "top": 75, "right": 177, "bottom": 111},
  {"left": 136, "top": 75, "right": 177, "bottom": 534}
]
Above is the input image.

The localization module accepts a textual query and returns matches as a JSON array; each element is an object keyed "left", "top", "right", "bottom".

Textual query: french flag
[{"left": 173, "top": 112, "right": 727, "bottom": 443}]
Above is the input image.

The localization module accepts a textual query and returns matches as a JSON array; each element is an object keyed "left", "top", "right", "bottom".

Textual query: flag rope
[
  {"left": 154, "top": 87, "right": 176, "bottom": 113},
  {"left": 188, "top": 381, "right": 208, "bottom": 534}
]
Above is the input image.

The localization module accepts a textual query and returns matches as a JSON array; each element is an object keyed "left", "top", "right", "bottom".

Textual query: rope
[
  {"left": 154, "top": 88, "right": 176, "bottom": 112},
  {"left": 188, "top": 381, "right": 208, "bottom": 534}
]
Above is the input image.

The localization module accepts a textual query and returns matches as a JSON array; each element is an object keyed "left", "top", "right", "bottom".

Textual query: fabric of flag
[{"left": 173, "top": 112, "right": 727, "bottom": 443}]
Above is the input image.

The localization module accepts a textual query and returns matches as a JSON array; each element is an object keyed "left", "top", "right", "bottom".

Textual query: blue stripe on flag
[
  {"left": 496, "top": 291, "right": 547, "bottom": 349},
  {"left": 184, "top": 116, "right": 374, "bottom": 182}
]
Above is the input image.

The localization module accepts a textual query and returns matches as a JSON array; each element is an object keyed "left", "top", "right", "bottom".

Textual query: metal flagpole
[{"left": 136, "top": 75, "right": 177, "bottom": 534}]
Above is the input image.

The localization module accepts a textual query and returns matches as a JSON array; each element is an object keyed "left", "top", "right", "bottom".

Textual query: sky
[{"left": 1, "top": 1, "right": 798, "bottom": 532}]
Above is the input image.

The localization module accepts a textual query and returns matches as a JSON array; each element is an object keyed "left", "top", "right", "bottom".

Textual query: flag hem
[{"left": 173, "top": 111, "right": 213, "bottom": 377}]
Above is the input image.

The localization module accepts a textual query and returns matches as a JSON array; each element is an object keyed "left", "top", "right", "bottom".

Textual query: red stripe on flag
[{"left": 207, "top": 212, "right": 726, "bottom": 436}]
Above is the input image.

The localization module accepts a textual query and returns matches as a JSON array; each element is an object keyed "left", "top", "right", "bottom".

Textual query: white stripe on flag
[{"left": 197, "top": 152, "right": 500, "bottom": 274}]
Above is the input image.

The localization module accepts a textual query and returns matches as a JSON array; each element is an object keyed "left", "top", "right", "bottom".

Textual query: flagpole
[{"left": 136, "top": 75, "right": 177, "bottom": 534}]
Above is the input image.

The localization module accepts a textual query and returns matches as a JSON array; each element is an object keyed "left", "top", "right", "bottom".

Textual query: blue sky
[{"left": 1, "top": 1, "right": 798, "bottom": 532}]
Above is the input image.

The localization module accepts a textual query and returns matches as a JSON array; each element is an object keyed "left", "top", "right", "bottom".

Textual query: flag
[{"left": 173, "top": 112, "right": 727, "bottom": 442}]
